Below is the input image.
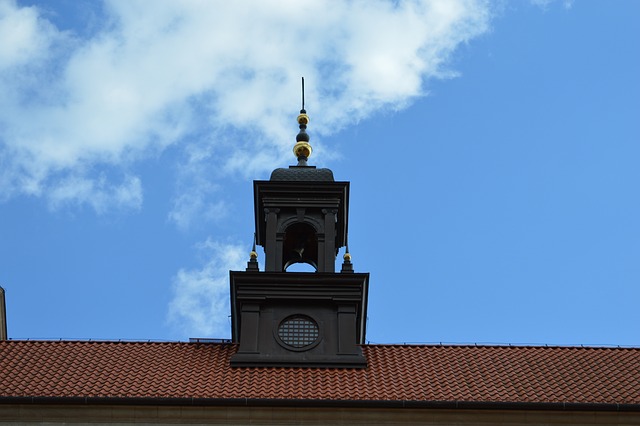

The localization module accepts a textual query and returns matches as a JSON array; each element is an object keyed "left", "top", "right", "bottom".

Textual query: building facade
[{"left": 1, "top": 105, "right": 639, "bottom": 425}]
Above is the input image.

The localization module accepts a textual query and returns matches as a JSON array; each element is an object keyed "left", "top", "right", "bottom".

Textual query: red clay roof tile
[{"left": 0, "top": 341, "right": 638, "bottom": 405}]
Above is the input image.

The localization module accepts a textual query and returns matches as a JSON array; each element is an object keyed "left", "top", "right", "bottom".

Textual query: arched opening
[
  {"left": 285, "top": 262, "right": 317, "bottom": 273},
  {"left": 282, "top": 222, "right": 318, "bottom": 272}
]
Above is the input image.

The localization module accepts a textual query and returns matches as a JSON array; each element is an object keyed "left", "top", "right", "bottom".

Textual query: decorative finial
[
  {"left": 293, "top": 77, "right": 312, "bottom": 165},
  {"left": 246, "top": 233, "right": 259, "bottom": 271},
  {"left": 341, "top": 244, "right": 354, "bottom": 273}
]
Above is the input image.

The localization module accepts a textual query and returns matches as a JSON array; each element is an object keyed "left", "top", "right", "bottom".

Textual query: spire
[{"left": 293, "top": 77, "right": 312, "bottom": 166}]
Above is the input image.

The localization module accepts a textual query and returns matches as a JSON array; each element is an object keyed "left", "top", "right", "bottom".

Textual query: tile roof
[{"left": 1, "top": 341, "right": 639, "bottom": 408}]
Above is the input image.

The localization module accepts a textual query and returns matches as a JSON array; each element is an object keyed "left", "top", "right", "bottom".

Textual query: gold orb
[
  {"left": 297, "top": 114, "right": 309, "bottom": 125},
  {"left": 293, "top": 141, "right": 312, "bottom": 158}
]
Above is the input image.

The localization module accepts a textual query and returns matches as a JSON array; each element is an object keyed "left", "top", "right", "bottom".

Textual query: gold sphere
[
  {"left": 250, "top": 251, "right": 258, "bottom": 260},
  {"left": 297, "top": 114, "right": 309, "bottom": 125},
  {"left": 293, "top": 141, "right": 312, "bottom": 158},
  {"left": 343, "top": 252, "right": 352, "bottom": 262}
]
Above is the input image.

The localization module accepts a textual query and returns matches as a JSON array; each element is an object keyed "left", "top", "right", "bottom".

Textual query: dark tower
[{"left": 229, "top": 95, "right": 368, "bottom": 368}]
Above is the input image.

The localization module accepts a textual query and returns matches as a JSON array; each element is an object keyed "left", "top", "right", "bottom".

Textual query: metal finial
[
  {"left": 301, "top": 77, "right": 306, "bottom": 113},
  {"left": 343, "top": 244, "right": 352, "bottom": 262},
  {"left": 247, "top": 233, "right": 259, "bottom": 271},
  {"left": 341, "top": 244, "right": 353, "bottom": 273},
  {"left": 250, "top": 233, "right": 257, "bottom": 259},
  {"left": 294, "top": 77, "right": 311, "bottom": 163}
]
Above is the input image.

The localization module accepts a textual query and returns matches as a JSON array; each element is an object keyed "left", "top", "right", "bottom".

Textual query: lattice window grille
[{"left": 278, "top": 316, "right": 319, "bottom": 348}]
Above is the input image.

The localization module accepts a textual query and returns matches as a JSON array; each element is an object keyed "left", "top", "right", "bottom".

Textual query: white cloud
[
  {"left": 47, "top": 173, "right": 142, "bottom": 213},
  {"left": 0, "top": 0, "right": 492, "bottom": 215},
  {"left": 168, "top": 239, "right": 246, "bottom": 337},
  {"left": 0, "top": 0, "right": 56, "bottom": 70}
]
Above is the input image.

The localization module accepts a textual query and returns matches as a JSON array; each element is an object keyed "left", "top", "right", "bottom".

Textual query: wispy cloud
[
  {"left": 0, "top": 0, "right": 492, "bottom": 216},
  {"left": 530, "top": 0, "right": 574, "bottom": 10},
  {"left": 167, "top": 239, "right": 246, "bottom": 338},
  {"left": 0, "top": 1, "right": 48, "bottom": 69},
  {"left": 167, "top": 141, "right": 229, "bottom": 231},
  {"left": 47, "top": 173, "right": 142, "bottom": 213}
]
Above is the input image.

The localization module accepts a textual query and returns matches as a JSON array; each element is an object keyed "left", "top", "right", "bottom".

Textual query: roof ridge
[
  {"left": 3, "top": 340, "right": 639, "bottom": 350},
  {"left": 364, "top": 343, "right": 640, "bottom": 349},
  {"left": 0, "top": 339, "right": 216, "bottom": 344}
]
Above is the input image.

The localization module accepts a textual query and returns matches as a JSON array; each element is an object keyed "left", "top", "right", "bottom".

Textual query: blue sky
[{"left": 1, "top": 0, "right": 638, "bottom": 346}]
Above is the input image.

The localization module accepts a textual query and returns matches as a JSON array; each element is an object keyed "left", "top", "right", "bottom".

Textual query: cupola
[{"left": 229, "top": 81, "right": 368, "bottom": 368}]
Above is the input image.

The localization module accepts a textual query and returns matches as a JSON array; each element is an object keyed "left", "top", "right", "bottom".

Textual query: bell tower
[{"left": 230, "top": 84, "right": 368, "bottom": 368}]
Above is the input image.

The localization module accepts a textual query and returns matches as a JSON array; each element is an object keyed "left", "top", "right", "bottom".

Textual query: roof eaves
[{"left": 2, "top": 397, "right": 639, "bottom": 412}]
